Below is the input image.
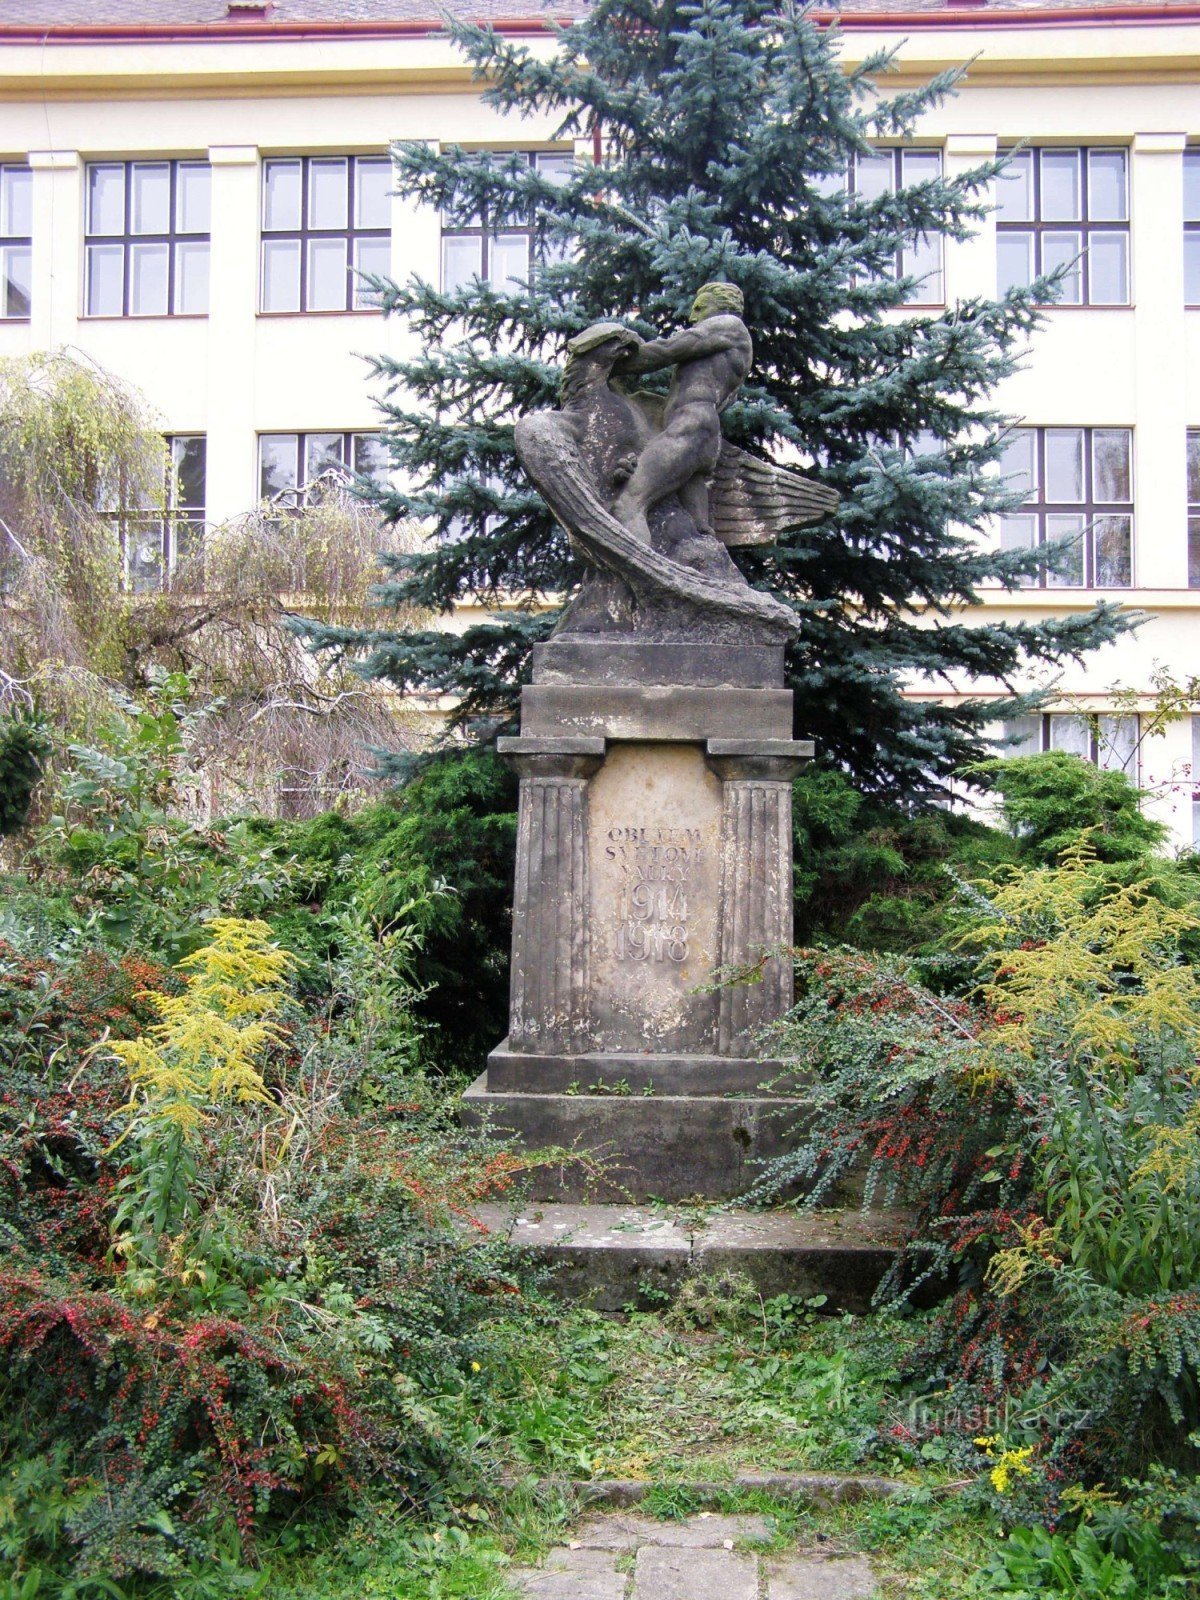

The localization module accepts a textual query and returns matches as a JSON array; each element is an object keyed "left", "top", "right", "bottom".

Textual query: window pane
[
  {"left": 1186, "top": 232, "right": 1200, "bottom": 306},
  {"left": 1045, "top": 513, "right": 1086, "bottom": 585},
  {"left": 171, "top": 436, "right": 206, "bottom": 509},
  {"left": 175, "top": 240, "right": 209, "bottom": 314},
  {"left": 308, "top": 158, "right": 348, "bottom": 229},
  {"left": 1045, "top": 429, "right": 1084, "bottom": 502},
  {"left": 130, "top": 163, "right": 170, "bottom": 234},
  {"left": 1, "top": 245, "right": 31, "bottom": 318},
  {"left": 855, "top": 151, "right": 893, "bottom": 202},
  {"left": 1042, "top": 230, "right": 1082, "bottom": 303},
  {"left": 85, "top": 242, "right": 124, "bottom": 315},
  {"left": 1041, "top": 149, "right": 1082, "bottom": 221},
  {"left": 1000, "top": 514, "right": 1038, "bottom": 585},
  {"left": 490, "top": 232, "right": 529, "bottom": 290},
  {"left": 306, "top": 236, "right": 348, "bottom": 310},
  {"left": 1190, "top": 517, "right": 1200, "bottom": 587},
  {"left": 1088, "top": 150, "right": 1128, "bottom": 221},
  {"left": 997, "top": 230, "right": 1033, "bottom": 294},
  {"left": 126, "top": 524, "right": 164, "bottom": 594},
  {"left": 259, "top": 434, "right": 299, "bottom": 499},
  {"left": 1001, "top": 715, "right": 1042, "bottom": 758},
  {"left": 901, "top": 149, "right": 941, "bottom": 186},
  {"left": 355, "top": 157, "right": 391, "bottom": 229},
  {"left": 1093, "top": 429, "right": 1131, "bottom": 503},
  {"left": 1088, "top": 231, "right": 1128, "bottom": 305},
  {"left": 1094, "top": 232, "right": 1132, "bottom": 305},
  {"left": 87, "top": 164, "right": 125, "bottom": 235},
  {"left": 1097, "top": 714, "right": 1137, "bottom": 774},
  {"left": 996, "top": 151, "right": 1033, "bottom": 222},
  {"left": 1189, "top": 432, "right": 1200, "bottom": 505},
  {"left": 262, "top": 159, "right": 302, "bottom": 231},
  {"left": 353, "top": 234, "right": 390, "bottom": 308},
  {"left": 129, "top": 241, "right": 169, "bottom": 315},
  {"left": 1186, "top": 153, "right": 1200, "bottom": 223},
  {"left": 999, "top": 431, "right": 1037, "bottom": 500},
  {"left": 172, "top": 512, "right": 203, "bottom": 583},
  {"left": 536, "top": 152, "right": 574, "bottom": 184},
  {"left": 1048, "top": 714, "right": 1091, "bottom": 758},
  {"left": 1, "top": 168, "right": 32, "bottom": 237},
  {"left": 352, "top": 432, "right": 390, "bottom": 485},
  {"left": 442, "top": 234, "right": 482, "bottom": 291},
  {"left": 177, "top": 163, "right": 211, "bottom": 234},
  {"left": 304, "top": 433, "right": 345, "bottom": 484},
  {"left": 902, "top": 231, "right": 942, "bottom": 303},
  {"left": 262, "top": 238, "right": 301, "bottom": 311},
  {"left": 1094, "top": 514, "right": 1132, "bottom": 587}
]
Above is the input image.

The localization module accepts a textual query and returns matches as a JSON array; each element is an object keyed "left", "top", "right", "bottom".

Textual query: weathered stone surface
[
  {"left": 485, "top": 1041, "right": 799, "bottom": 1095},
  {"left": 509, "top": 1545, "right": 627, "bottom": 1599},
  {"left": 766, "top": 1554, "right": 878, "bottom": 1598},
  {"left": 633, "top": 1545, "right": 757, "bottom": 1600},
  {"left": 521, "top": 684, "right": 794, "bottom": 742},
  {"left": 532, "top": 639, "right": 785, "bottom": 689},
  {"left": 472, "top": 1203, "right": 901, "bottom": 1311},
  {"left": 461, "top": 1079, "right": 806, "bottom": 1202},
  {"left": 588, "top": 743, "right": 722, "bottom": 1054},
  {"left": 574, "top": 1512, "right": 772, "bottom": 1550}
]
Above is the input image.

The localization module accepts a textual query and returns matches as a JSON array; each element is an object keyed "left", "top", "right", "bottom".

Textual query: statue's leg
[
  {"left": 678, "top": 472, "right": 714, "bottom": 537},
  {"left": 613, "top": 408, "right": 718, "bottom": 543}
]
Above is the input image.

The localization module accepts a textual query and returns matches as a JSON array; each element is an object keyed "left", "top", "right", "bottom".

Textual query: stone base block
[
  {"left": 461, "top": 1071, "right": 805, "bottom": 1201},
  {"left": 474, "top": 1203, "right": 906, "bottom": 1314},
  {"left": 486, "top": 1039, "right": 802, "bottom": 1096}
]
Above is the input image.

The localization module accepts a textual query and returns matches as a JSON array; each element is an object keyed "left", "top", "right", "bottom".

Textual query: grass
[{"left": 261, "top": 1279, "right": 1003, "bottom": 1599}]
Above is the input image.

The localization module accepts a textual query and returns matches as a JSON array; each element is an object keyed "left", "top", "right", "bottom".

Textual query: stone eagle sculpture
[{"left": 513, "top": 282, "right": 839, "bottom": 645}]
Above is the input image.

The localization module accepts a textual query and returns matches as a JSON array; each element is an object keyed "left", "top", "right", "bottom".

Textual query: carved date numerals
[{"left": 606, "top": 825, "right": 696, "bottom": 965}]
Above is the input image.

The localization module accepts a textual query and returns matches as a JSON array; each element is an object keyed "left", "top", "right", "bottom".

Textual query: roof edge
[{"left": 2, "top": 6, "right": 1200, "bottom": 43}]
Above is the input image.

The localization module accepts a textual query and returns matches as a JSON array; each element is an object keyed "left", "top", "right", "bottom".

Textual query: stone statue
[{"left": 513, "top": 281, "right": 839, "bottom": 645}]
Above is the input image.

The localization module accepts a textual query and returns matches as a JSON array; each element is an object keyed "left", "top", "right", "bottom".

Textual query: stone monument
[{"left": 462, "top": 283, "right": 840, "bottom": 1200}]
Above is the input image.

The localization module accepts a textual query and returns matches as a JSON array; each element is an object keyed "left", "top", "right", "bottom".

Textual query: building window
[
  {"left": 1189, "top": 430, "right": 1200, "bottom": 586},
  {"left": 996, "top": 147, "right": 1129, "bottom": 306},
  {"left": 845, "top": 147, "right": 944, "bottom": 305},
  {"left": 258, "top": 431, "right": 390, "bottom": 505},
  {"left": 260, "top": 156, "right": 391, "bottom": 314},
  {"left": 1186, "top": 151, "right": 1200, "bottom": 307},
  {"left": 123, "top": 435, "right": 207, "bottom": 593},
  {"left": 0, "top": 164, "right": 32, "bottom": 321},
  {"left": 1002, "top": 712, "right": 1138, "bottom": 776},
  {"left": 441, "top": 150, "right": 574, "bottom": 293},
  {"left": 997, "top": 426, "right": 1133, "bottom": 588},
  {"left": 1193, "top": 716, "right": 1200, "bottom": 847},
  {"left": 84, "top": 161, "right": 210, "bottom": 318}
]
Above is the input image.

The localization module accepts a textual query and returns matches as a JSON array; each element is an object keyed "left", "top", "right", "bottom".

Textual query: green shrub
[
  {"left": 0, "top": 711, "right": 51, "bottom": 838},
  {"left": 984, "top": 751, "right": 1167, "bottom": 865},
  {"left": 759, "top": 845, "right": 1200, "bottom": 1512}
]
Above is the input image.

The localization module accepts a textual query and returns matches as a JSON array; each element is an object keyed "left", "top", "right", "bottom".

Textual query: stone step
[
  {"left": 462, "top": 1071, "right": 808, "bottom": 1202},
  {"left": 474, "top": 1202, "right": 906, "bottom": 1312}
]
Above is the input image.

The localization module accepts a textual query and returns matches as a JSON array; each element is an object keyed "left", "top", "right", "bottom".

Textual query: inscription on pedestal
[{"left": 588, "top": 745, "right": 722, "bottom": 1054}]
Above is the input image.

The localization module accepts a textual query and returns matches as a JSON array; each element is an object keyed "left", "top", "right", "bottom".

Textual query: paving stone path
[{"left": 509, "top": 1512, "right": 877, "bottom": 1600}]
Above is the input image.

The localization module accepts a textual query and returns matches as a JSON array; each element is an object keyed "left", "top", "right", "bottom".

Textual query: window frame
[
  {"left": 1186, "top": 150, "right": 1200, "bottom": 309},
  {"left": 257, "top": 429, "right": 389, "bottom": 506},
  {"left": 1001, "top": 712, "right": 1140, "bottom": 779},
  {"left": 996, "top": 145, "right": 1131, "bottom": 307},
  {"left": 845, "top": 145, "right": 946, "bottom": 307},
  {"left": 0, "top": 163, "right": 32, "bottom": 322},
  {"left": 120, "top": 433, "right": 207, "bottom": 594},
  {"left": 259, "top": 154, "right": 392, "bottom": 316},
  {"left": 83, "top": 159, "right": 211, "bottom": 320},
  {"left": 998, "top": 424, "right": 1134, "bottom": 590},
  {"left": 439, "top": 149, "right": 575, "bottom": 294},
  {"left": 1189, "top": 429, "right": 1200, "bottom": 588}
]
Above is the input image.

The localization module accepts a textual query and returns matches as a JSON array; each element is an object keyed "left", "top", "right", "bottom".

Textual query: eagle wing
[{"left": 710, "top": 443, "right": 840, "bottom": 548}]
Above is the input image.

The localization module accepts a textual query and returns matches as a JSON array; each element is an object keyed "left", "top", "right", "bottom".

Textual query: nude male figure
[{"left": 611, "top": 281, "right": 751, "bottom": 545}]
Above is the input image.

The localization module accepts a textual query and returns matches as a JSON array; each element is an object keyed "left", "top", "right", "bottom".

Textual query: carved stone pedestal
[{"left": 461, "top": 639, "right": 812, "bottom": 1201}]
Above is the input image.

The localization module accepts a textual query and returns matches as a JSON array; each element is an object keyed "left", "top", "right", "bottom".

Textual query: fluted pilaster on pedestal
[
  {"left": 707, "top": 742, "right": 809, "bottom": 1055},
  {"left": 499, "top": 738, "right": 605, "bottom": 1055}
]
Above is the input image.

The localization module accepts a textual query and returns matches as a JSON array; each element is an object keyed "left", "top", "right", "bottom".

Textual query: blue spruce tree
[{"left": 298, "top": 0, "right": 1127, "bottom": 799}]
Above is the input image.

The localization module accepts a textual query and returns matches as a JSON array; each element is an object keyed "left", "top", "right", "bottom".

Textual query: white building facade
[{"left": 2, "top": 1, "right": 1200, "bottom": 837}]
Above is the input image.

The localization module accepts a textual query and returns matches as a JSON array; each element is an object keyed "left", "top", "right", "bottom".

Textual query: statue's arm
[{"left": 618, "top": 321, "right": 730, "bottom": 374}]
